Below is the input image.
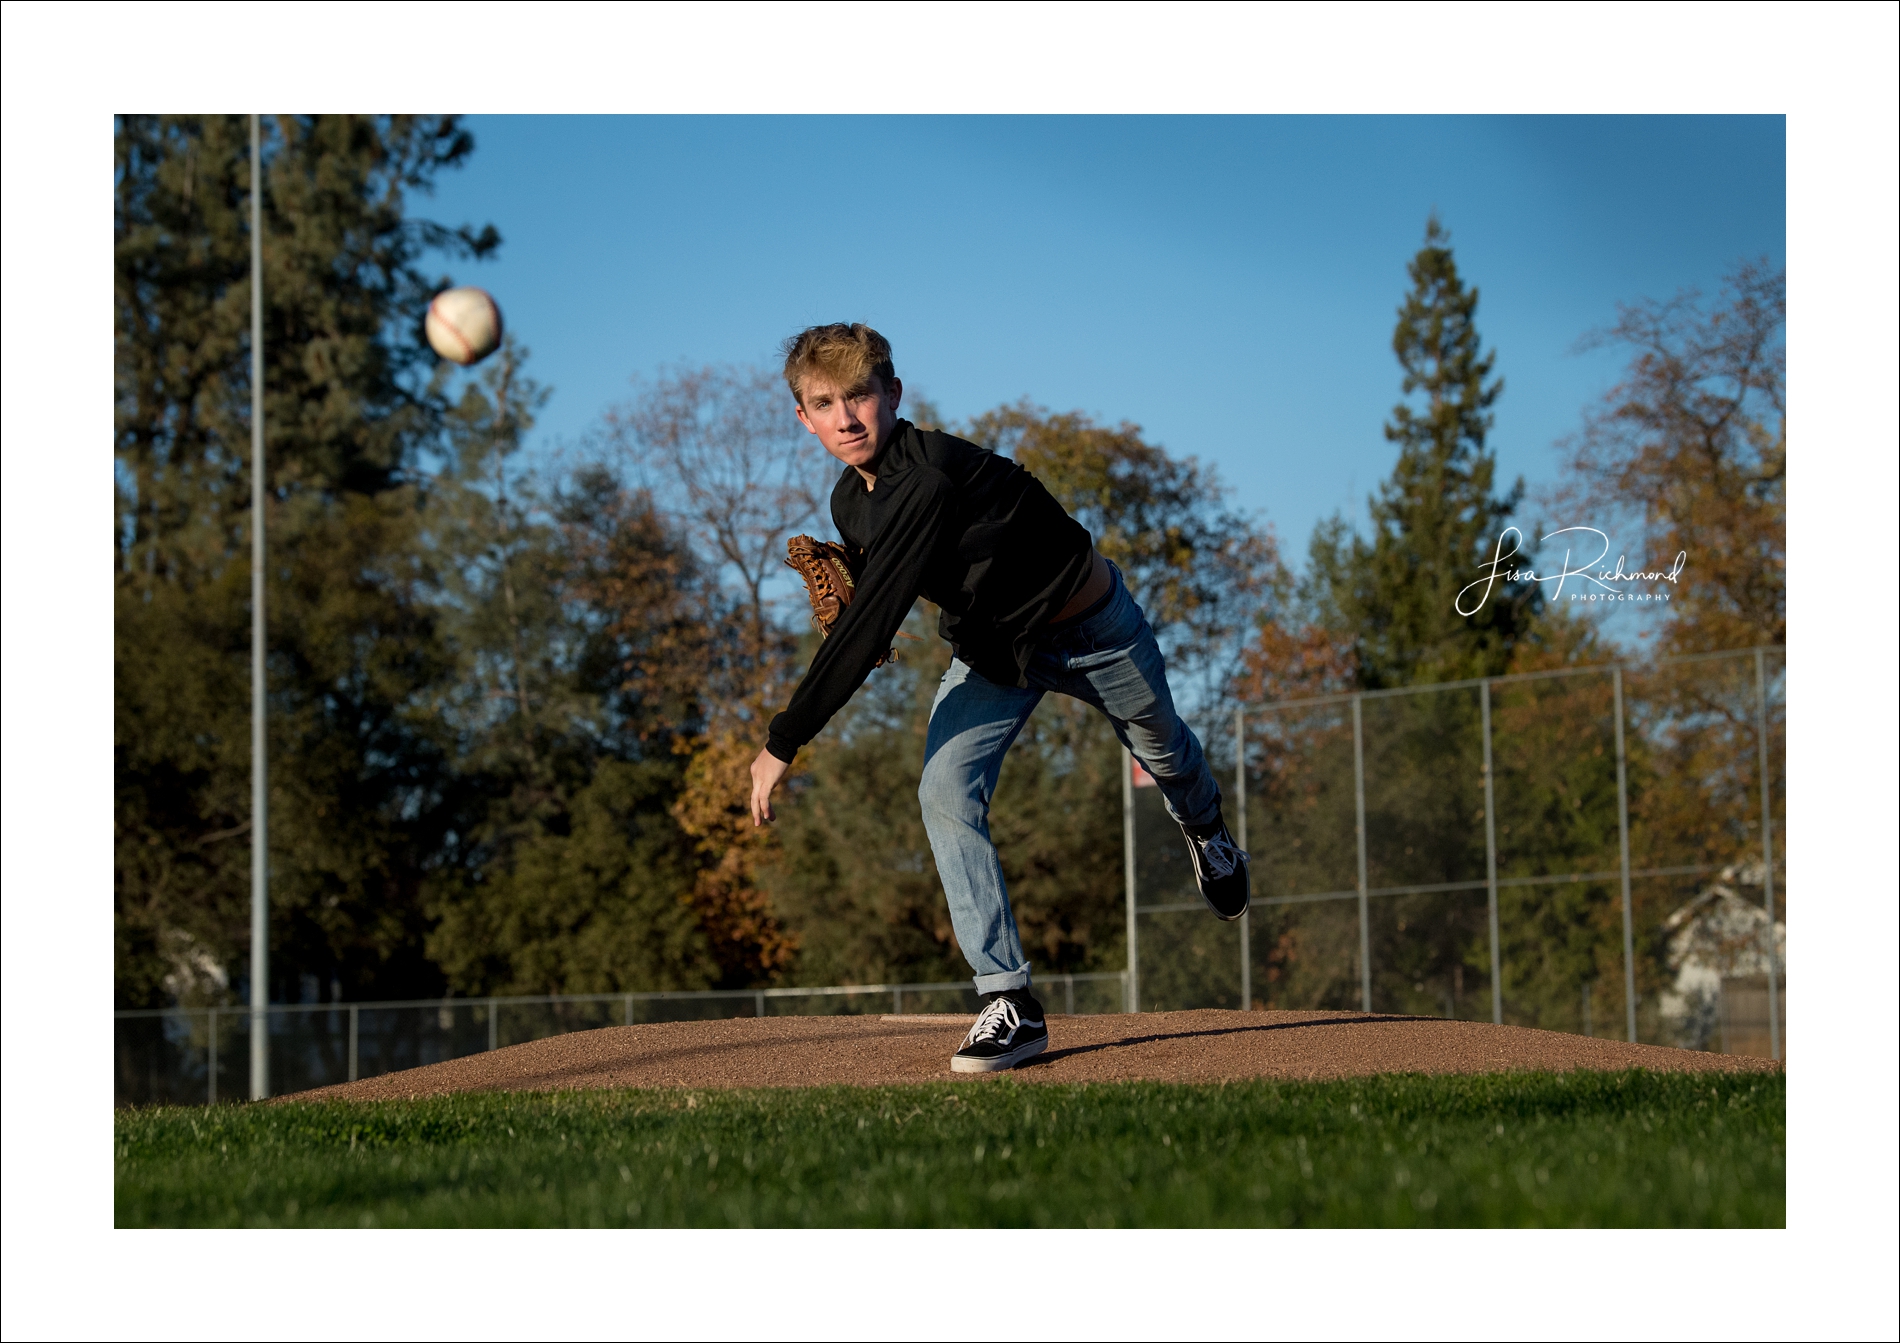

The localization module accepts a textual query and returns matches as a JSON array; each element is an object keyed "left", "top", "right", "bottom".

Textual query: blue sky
[{"left": 423, "top": 115, "right": 1784, "bottom": 572}]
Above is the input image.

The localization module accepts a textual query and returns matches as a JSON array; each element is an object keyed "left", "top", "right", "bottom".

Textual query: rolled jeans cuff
[{"left": 974, "top": 966, "right": 1032, "bottom": 995}]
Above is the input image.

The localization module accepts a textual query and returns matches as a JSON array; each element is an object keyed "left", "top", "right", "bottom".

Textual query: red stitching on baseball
[{"left": 429, "top": 294, "right": 473, "bottom": 363}]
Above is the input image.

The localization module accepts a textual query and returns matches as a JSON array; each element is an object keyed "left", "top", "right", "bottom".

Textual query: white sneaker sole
[{"left": 950, "top": 1032, "right": 1049, "bottom": 1073}]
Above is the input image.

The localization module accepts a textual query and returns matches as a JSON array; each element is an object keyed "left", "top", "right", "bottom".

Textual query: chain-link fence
[
  {"left": 1128, "top": 646, "right": 1784, "bottom": 1059},
  {"left": 113, "top": 973, "right": 1129, "bottom": 1108},
  {"left": 118, "top": 646, "right": 1782, "bottom": 1108}
]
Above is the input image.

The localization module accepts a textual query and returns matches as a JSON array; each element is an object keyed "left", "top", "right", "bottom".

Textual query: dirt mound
[{"left": 287, "top": 1010, "right": 1777, "bottom": 1104}]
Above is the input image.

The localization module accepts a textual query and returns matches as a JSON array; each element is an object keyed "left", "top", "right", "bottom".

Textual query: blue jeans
[{"left": 918, "top": 564, "right": 1221, "bottom": 994}]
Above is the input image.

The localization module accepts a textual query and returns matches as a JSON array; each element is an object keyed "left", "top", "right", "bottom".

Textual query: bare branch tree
[
  {"left": 605, "top": 364, "right": 830, "bottom": 709},
  {"left": 1553, "top": 260, "right": 1785, "bottom": 652}
]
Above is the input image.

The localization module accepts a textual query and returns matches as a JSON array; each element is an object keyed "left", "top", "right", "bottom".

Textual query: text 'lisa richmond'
[{"left": 1456, "top": 527, "right": 1686, "bottom": 616}]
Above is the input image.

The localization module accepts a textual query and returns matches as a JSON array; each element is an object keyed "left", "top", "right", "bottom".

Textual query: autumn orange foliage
[{"left": 669, "top": 728, "right": 801, "bottom": 981}]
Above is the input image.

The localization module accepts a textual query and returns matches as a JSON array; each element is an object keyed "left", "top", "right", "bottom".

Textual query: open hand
[{"left": 749, "top": 746, "right": 790, "bottom": 827}]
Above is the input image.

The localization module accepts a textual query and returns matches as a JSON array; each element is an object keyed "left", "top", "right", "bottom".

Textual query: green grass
[{"left": 115, "top": 1071, "right": 1783, "bottom": 1228}]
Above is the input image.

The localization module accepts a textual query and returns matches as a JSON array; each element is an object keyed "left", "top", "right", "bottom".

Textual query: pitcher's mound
[{"left": 288, "top": 1010, "right": 1777, "bottom": 1104}]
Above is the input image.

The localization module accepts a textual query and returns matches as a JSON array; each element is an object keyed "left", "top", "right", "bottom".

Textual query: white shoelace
[
  {"left": 1196, "top": 831, "right": 1248, "bottom": 880},
  {"left": 962, "top": 996, "right": 1022, "bottom": 1048}
]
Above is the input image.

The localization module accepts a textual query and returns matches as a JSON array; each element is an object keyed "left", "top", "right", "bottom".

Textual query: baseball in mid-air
[{"left": 425, "top": 286, "right": 504, "bottom": 365}]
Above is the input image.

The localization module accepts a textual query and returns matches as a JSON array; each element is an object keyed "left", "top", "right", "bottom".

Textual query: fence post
[
  {"left": 1064, "top": 974, "right": 1075, "bottom": 1016},
  {"left": 1352, "top": 694, "right": 1371, "bottom": 1013},
  {"left": 1481, "top": 681, "right": 1502, "bottom": 1025},
  {"left": 1754, "top": 648, "right": 1781, "bottom": 1061},
  {"left": 1123, "top": 746, "right": 1139, "bottom": 1013},
  {"left": 1235, "top": 707, "right": 1251, "bottom": 1012},
  {"left": 893, "top": 987, "right": 902, "bottom": 1015},
  {"left": 207, "top": 1008, "right": 218, "bottom": 1107},
  {"left": 347, "top": 1004, "right": 359, "bottom": 1083},
  {"left": 623, "top": 994, "right": 634, "bottom": 1027},
  {"left": 487, "top": 998, "right": 499, "bottom": 1051},
  {"left": 1612, "top": 666, "right": 1638, "bottom": 1043},
  {"left": 755, "top": 990, "right": 766, "bottom": 1018}
]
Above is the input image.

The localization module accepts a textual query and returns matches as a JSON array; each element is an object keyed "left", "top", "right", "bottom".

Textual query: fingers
[{"left": 749, "top": 748, "right": 782, "bottom": 827}]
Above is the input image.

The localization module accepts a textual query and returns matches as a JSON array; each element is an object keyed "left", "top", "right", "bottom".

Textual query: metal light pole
[{"left": 249, "top": 114, "right": 270, "bottom": 1101}]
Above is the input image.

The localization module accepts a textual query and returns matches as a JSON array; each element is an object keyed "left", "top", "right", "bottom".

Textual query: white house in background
[{"left": 1659, "top": 862, "right": 1784, "bottom": 1051}]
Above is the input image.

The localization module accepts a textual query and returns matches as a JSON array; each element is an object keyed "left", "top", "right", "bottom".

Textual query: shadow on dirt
[{"left": 1024, "top": 1014, "right": 1441, "bottom": 1069}]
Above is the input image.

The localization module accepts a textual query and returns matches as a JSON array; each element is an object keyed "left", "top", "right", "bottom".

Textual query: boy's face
[{"left": 794, "top": 372, "right": 903, "bottom": 471}]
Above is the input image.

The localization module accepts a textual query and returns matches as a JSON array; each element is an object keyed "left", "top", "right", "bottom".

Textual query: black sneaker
[
  {"left": 951, "top": 990, "right": 1049, "bottom": 1073},
  {"left": 1182, "top": 816, "right": 1250, "bottom": 921}
]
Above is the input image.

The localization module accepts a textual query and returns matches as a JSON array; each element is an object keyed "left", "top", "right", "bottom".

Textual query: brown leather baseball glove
[{"left": 785, "top": 534, "right": 896, "bottom": 667}]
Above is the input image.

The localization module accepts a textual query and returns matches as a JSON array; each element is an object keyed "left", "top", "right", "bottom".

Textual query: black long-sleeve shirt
[{"left": 765, "top": 420, "right": 1094, "bottom": 762}]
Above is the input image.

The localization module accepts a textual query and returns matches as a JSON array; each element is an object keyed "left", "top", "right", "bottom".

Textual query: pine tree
[
  {"left": 114, "top": 115, "right": 498, "bottom": 1007},
  {"left": 1311, "top": 215, "right": 1537, "bottom": 688},
  {"left": 1254, "top": 219, "right": 1548, "bottom": 1020}
]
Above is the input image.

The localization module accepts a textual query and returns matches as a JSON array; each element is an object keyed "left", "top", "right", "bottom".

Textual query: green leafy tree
[
  {"left": 115, "top": 114, "right": 497, "bottom": 1007},
  {"left": 427, "top": 756, "right": 712, "bottom": 995},
  {"left": 420, "top": 356, "right": 718, "bottom": 996},
  {"left": 1554, "top": 264, "right": 1787, "bottom": 1039}
]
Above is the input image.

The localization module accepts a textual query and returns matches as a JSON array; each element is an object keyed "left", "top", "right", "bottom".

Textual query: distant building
[{"left": 1658, "top": 863, "right": 1784, "bottom": 1056}]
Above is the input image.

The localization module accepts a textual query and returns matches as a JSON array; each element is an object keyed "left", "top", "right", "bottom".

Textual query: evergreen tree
[
  {"left": 1249, "top": 219, "right": 1560, "bottom": 1022},
  {"left": 114, "top": 115, "right": 497, "bottom": 1007},
  {"left": 1310, "top": 215, "right": 1537, "bottom": 688}
]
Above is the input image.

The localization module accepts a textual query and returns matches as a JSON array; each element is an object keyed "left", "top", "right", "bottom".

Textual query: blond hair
[{"left": 780, "top": 323, "right": 895, "bottom": 404}]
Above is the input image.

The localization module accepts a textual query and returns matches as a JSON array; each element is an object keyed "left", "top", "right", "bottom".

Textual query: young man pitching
[{"left": 749, "top": 323, "right": 1249, "bottom": 1072}]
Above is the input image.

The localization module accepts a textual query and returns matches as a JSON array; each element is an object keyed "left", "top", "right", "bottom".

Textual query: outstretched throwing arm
[{"left": 750, "top": 470, "right": 954, "bottom": 824}]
